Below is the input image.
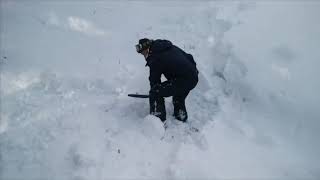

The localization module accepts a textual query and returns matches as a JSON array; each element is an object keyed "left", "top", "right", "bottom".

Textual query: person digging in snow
[{"left": 136, "top": 38, "right": 198, "bottom": 122}]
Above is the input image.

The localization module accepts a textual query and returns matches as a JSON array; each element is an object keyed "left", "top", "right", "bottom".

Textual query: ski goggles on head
[
  {"left": 135, "top": 39, "right": 153, "bottom": 53},
  {"left": 135, "top": 44, "right": 143, "bottom": 53}
]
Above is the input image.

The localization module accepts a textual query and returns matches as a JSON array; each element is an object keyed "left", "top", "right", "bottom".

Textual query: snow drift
[{"left": 1, "top": 1, "right": 320, "bottom": 179}]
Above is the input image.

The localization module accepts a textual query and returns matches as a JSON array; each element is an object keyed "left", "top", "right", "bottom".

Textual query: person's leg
[
  {"left": 149, "top": 95, "right": 166, "bottom": 121},
  {"left": 173, "top": 91, "right": 189, "bottom": 122},
  {"left": 171, "top": 76, "right": 198, "bottom": 122},
  {"left": 149, "top": 81, "right": 175, "bottom": 122},
  {"left": 149, "top": 78, "right": 195, "bottom": 122}
]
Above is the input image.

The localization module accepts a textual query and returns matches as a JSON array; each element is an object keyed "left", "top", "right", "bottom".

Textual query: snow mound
[{"left": 141, "top": 115, "right": 165, "bottom": 140}]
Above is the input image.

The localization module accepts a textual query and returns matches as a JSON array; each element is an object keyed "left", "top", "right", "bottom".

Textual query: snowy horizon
[{"left": 1, "top": 1, "right": 320, "bottom": 179}]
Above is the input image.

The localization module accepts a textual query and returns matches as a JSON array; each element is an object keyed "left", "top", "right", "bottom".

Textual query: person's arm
[
  {"left": 147, "top": 57, "right": 162, "bottom": 115},
  {"left": 148, "top": 58, "right": 162, "bottom": 89}
]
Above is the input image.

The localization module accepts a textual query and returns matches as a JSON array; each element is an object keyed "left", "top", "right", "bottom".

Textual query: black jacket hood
[{"left": 150, "top": 40, "right": 172, "bottom": 53}]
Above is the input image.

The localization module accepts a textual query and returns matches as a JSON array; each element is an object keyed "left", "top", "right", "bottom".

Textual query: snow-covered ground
[{"left": 1, "top": 1, "right": 320, "bottom": 179}]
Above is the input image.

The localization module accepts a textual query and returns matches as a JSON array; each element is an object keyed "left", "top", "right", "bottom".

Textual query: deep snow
[{"left": 1, "top": 1, "right": 320, "bottom": 179}]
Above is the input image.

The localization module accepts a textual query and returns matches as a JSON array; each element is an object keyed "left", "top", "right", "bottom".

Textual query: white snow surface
[{"left": 1, "top": 1, "right": 320, "bottom": 179}]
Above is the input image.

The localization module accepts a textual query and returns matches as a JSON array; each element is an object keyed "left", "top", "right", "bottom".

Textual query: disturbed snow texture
[{"left": 1, "top": 1, "right": 320, "bottom": 179}]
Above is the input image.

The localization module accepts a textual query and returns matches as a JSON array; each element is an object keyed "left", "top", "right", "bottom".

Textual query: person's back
[
  {"left": 148, "top": 40, "right": 198, "bottom": 80},
  {"left": 147, "top": 39, "right": 198, "bottom": 90},
  {"left": 136, "top": 38, "right": 198, "bottom": 122}
]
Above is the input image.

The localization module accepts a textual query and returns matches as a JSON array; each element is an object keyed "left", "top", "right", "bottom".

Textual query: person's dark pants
[{"left": 149, "top": 76, "right": 198, "bottom": 122}]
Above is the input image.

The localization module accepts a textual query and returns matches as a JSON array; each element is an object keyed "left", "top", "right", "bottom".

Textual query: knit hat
[{"left": 136, "top": 38, "right": 153, "bottom": 53}]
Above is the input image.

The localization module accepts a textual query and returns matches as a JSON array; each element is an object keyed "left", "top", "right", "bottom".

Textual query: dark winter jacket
[{"left": 146, "top": 39, "right": 198, "bottom": 89}]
